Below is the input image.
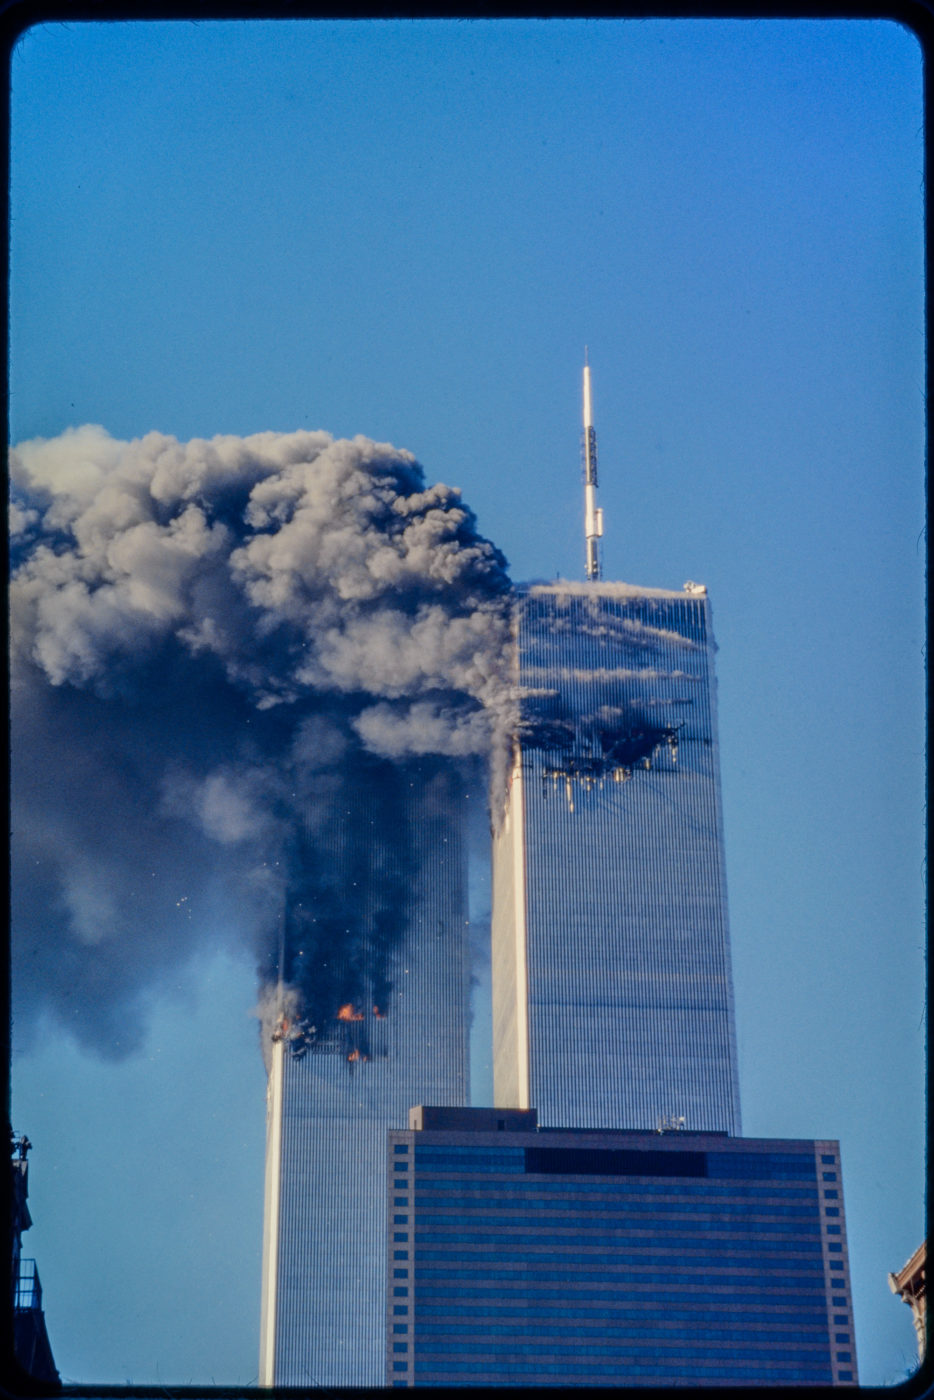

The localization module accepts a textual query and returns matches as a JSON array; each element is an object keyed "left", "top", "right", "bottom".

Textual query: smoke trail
[{"left": 9, "top": 425, "right": 512, "bottom": 1058}]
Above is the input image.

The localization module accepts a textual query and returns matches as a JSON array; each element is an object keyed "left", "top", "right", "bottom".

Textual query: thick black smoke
[{"left": 9, "top": 426, "right": 513, "bottom": 1058}]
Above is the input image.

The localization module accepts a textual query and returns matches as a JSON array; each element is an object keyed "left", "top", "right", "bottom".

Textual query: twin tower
[{"left": 258, "top": 370, "right": 849, "bottom": 1386}]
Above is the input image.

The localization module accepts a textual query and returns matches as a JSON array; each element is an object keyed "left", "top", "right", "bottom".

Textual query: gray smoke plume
[{"left": 9, "top": 425, "right": 513, "bottom": 1058}]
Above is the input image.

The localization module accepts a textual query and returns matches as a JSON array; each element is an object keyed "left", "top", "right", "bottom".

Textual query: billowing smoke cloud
[{"left": 10, "top": 425, "right": 514, "bottom": 1058}]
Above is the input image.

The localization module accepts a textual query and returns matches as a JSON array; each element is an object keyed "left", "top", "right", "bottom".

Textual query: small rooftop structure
[{"left": 408, "top": 1105, "right": 538, "bottom": 1133}]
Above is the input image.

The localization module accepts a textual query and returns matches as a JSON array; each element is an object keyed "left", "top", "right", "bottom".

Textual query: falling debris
[{"left": 531, "top": 711, "right": 683, "bottom": 810}]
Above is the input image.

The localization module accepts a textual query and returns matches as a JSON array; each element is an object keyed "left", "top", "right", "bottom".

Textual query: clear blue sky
[{"left": 9, "top": 17, "right": 925, "bottom": 1387}]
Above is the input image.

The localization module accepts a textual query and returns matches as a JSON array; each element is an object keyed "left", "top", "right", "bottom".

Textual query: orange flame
[
  {"left": 337, "top": 1003, "right": 364, "bottom": 1021},
  {"left": 373, "top": 1006, "right": 385, "bottom": 1018}
]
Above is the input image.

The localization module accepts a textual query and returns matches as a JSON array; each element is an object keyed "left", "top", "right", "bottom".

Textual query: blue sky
[{"left": 9, "top": 17, "right": 925, "bottom": 1387}]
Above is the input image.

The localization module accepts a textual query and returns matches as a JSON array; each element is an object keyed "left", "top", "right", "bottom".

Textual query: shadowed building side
[
  {"left": 10, "top": 1135, "right": 59, "bottom": 1387},
  {"left": 259, "top": 767, "right": 471, "bottom": 1386},
  {"left": 492, "top": 582, "right": 742, "bottom": 1133}
]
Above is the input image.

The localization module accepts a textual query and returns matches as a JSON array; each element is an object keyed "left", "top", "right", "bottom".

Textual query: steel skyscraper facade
[
  {"left": 492, "top": 580, "right": 742, "bottom": 1133},
  {"left": 259, "top": 767, "right": 471, "bottom": 1386}
]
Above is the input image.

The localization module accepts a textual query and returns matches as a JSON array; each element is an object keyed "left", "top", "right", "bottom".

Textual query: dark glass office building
[
  {"left": 387, "top": 1108, "right": 857, "bottom": 1387},
  {"left": 492, "top": 582, "right": 742, "bottom": 1133}
]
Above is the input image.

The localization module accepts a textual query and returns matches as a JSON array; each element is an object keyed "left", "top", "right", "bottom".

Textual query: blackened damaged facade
[{"left": 260, "top": 770, "right": 471, "bottom": 1386}]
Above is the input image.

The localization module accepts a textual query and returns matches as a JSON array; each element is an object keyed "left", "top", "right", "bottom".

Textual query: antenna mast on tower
[{"left": 582, "top": 350, "right": 603, "bottom": 580}]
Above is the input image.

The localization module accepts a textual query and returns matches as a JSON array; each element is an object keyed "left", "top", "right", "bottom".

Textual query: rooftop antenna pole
[{"left": 582, "top": 349, "right": 603, "bottom": 580}]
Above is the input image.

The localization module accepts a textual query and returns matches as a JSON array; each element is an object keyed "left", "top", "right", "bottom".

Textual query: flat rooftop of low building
[{"left": 404, "top": 1107, "right": 834, "bottom": 1159}]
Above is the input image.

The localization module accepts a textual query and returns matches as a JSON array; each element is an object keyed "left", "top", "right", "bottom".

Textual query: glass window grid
[
  {"left": 412, "top": 1303, "right": 830, "bottom": 1327},
  {"left": 413, "top": 1205, "right": 822, "bottom": 1229},
  {"left": 413, "top": 1265, "right": 828, "bottom": 1288},
  {"left": 415, "top": 1147, "right": 816, "bottom": 1174},
  {"left": 414, "top": 1172, "right": 819, "bottom": 1199},
  {"left": 398, "top": 1129, "right": 849, "bottom": 1381},
  {"left": 415, "top": 1149, "right": 524, "bottom": 1166},
  {"left": 411, "top": 1278, "right": 831, "bottom": 1303},
  {"left": 412, "top": 1159, "right": 816, "bottom": 1181},
  {"left": 412, "top": 1338, "right": 830, "bottom": 1363},
  {"left": 411, "top": 1254, "right": 823, "bottom": 1276},
  {"left": 415, "top": 1219, "right": 821, "bottom": 1242},
  {"left": 413, "top": 1194, "right": 821, "bottom": 1220},
  {"left": 414, "top": 1359, "right": 833, "bottom": 1381},
  {"left": 706, "top": 1154, "right": 817, "bottom": 1180},
  {"left": 412, "top": 1321, "right": 832, "bottom": 1349}
]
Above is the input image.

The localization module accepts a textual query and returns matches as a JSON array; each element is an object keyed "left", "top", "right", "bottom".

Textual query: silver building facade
[
  {"left": 259, "top": 768, "right": 471, "bottom": 1386},
  {"left": 492, "top": 581, "right": 742, "bottom": 1133}
]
